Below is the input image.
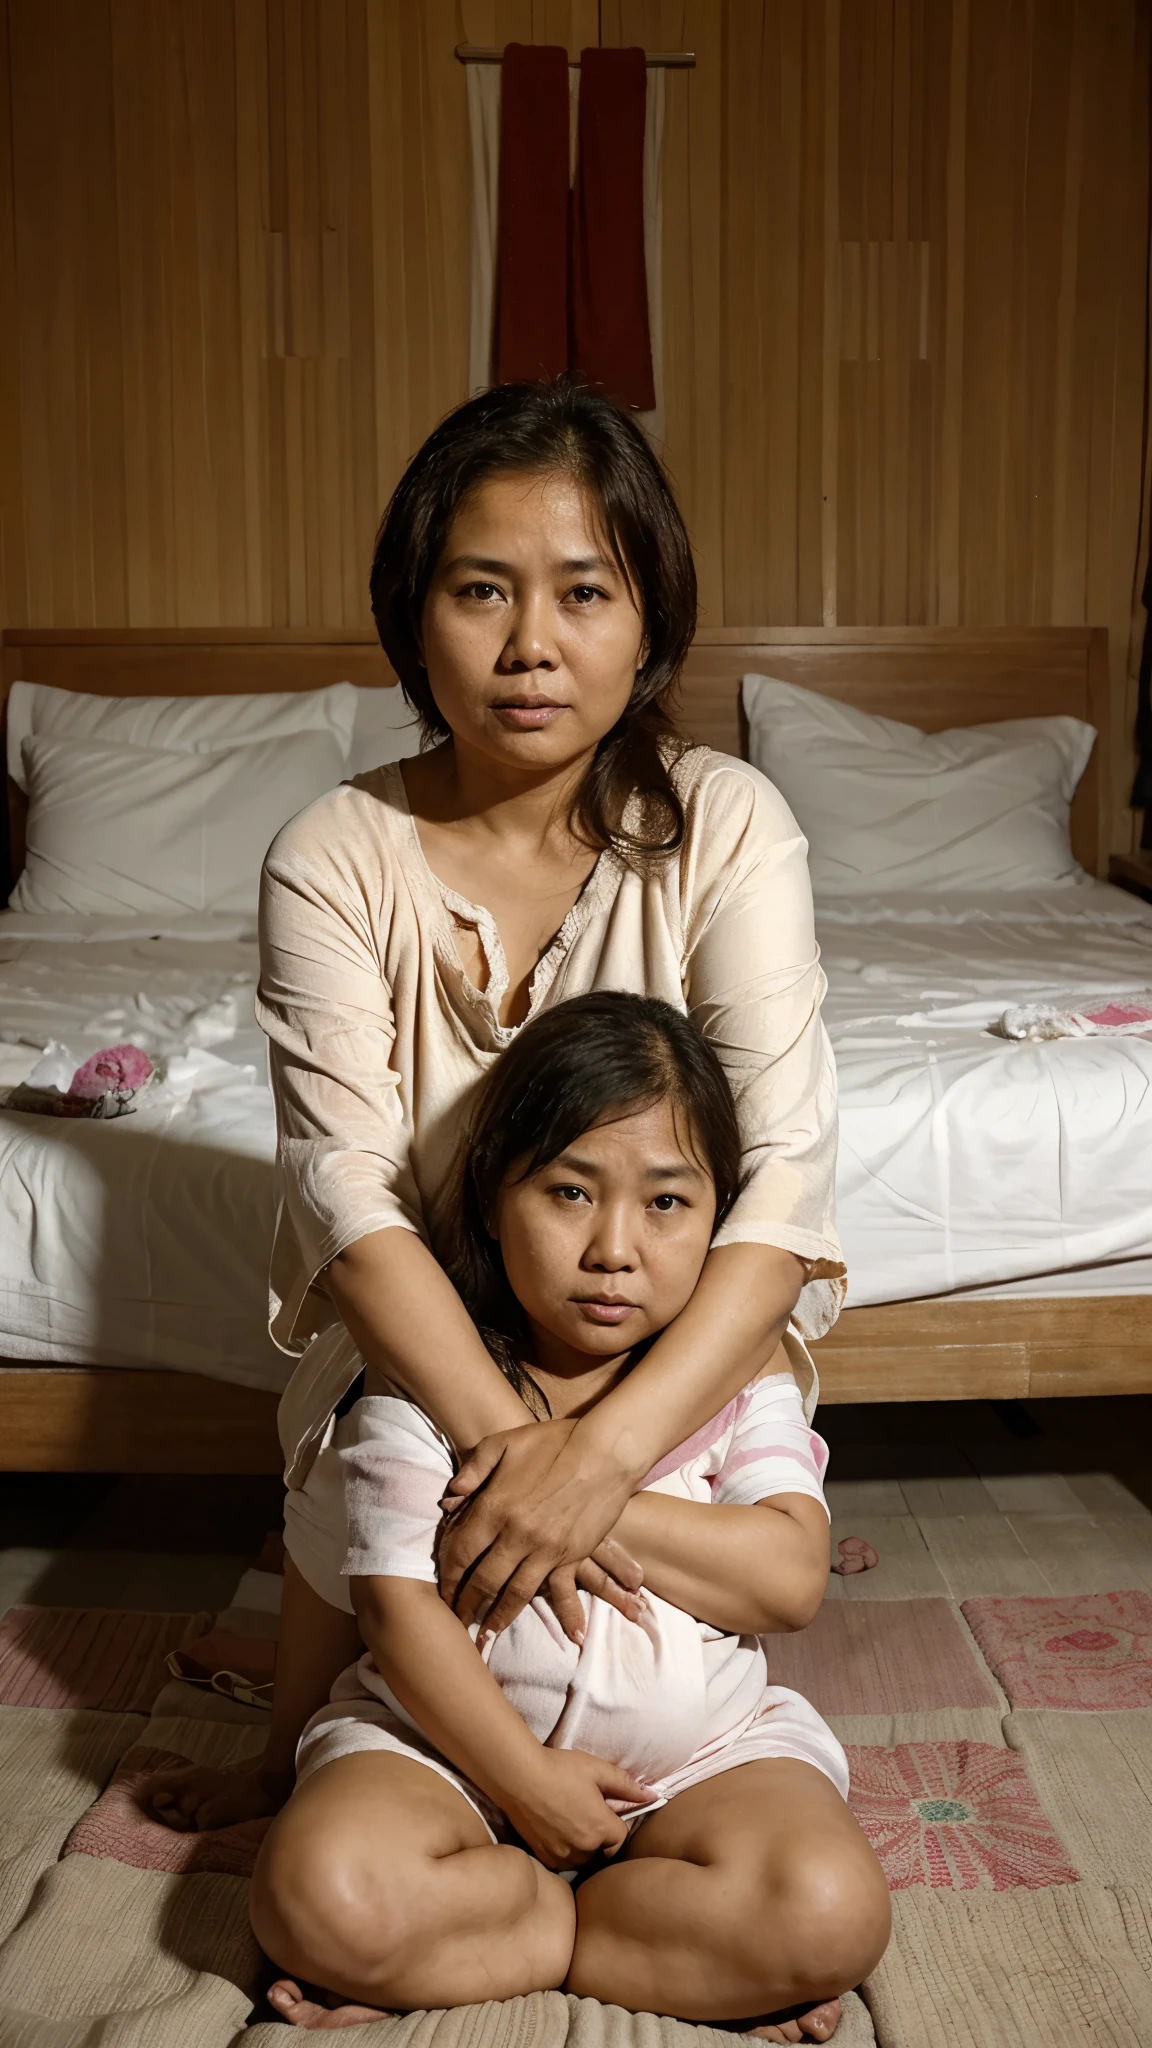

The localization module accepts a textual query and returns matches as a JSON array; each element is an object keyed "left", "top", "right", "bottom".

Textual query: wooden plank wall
[{"left": 0, "top": 0, "right": 1149, "bottom": 849}]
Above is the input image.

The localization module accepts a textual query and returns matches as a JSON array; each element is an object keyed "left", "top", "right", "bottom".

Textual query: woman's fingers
[
  {"left": 437, "top": 1496, "right": 503, "bottom": 1611},
  {"left": 596, "top": 1760, "right": 650, "bottom": 1806},
  {"left": 469, "top": 1551, "right": 551, "bottom": 1636},
  {"left": 574, "top": 1558, "right": 644, "bottom": 1624},
  {"left": 545, "top": 1565, "right": 588, "bottom": 1642},
  {"left": 589, "top": 1535, "right": 645, "bottom": 1594},
  {"left": 441, "top": 1433, "right": 509, "bottom": 1503}
]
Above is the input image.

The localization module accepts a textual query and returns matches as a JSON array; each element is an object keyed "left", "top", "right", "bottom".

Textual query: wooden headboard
[{"left": 1, "top": 624, "right": 1110, "bottom": 882}]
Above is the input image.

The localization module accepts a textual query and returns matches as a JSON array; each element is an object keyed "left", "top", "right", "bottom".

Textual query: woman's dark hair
[
  {"left": 369, "top": 378, "right": 698, "bottom": 866},
  {"left": 442, "top": 992, "right": 745, "bottom": 1411}
]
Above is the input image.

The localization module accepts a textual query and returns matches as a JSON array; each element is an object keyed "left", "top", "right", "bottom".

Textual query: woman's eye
[
  {"left": 650, "top": 1193, "right": 682, "bottom": 1213},
  {"left": 459, "top": 581, "right": 502, "bottom": 602},
  {"left": 552, "top": 1184, "right": 589, "bottom": 1205},
  {"left": 567, "top": 584, "right": 605, "bottom": 605}
]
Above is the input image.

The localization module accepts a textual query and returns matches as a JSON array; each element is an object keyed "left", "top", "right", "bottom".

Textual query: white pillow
[
  {"left": 11, "top": 730, "right": 345, "bottom": 917},
  {"left": 349, "top": 684, "right": 422, "bottom": 777},
  {"left": 5, "top": 678, "right": 358, "bottom": 792},
  {"left": 742, "top": 675, "right": 1095, "bottom": 896}
]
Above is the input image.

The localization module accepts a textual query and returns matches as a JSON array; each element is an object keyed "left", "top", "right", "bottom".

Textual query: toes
[
  {"left": 801, "top": 2000, "right": 842, "bottom": 2041},
  {"left": 268, "top": 1980, "right": 302, "bottom": 2009},
  {"left": 832, "top": 1538, "right": 878, "bottom": 1577},
  {"left": 267, "top": 1980, "right": 324, "bottom": 2026}
]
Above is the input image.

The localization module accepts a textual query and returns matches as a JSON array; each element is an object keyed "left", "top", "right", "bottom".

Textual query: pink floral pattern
[
  {"left": 846, "top": 1741, "right": 1079, "bottom": 1891},
  {"left": 962, "top": 1590, "right": 1152, "bottom": 1710}
]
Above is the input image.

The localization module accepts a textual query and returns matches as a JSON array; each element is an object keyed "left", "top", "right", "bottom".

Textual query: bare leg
[
  {"left": 145, "top": 1556, "right": 362, "bottom": 1831},
  {"left": 567, "top": 1760, "right": 890, "bottom": 2037},
  {"left": 251, "top": 1750, "right": 575, "bottom": 2018}
]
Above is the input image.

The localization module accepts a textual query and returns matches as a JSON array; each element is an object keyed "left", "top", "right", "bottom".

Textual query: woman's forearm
[
  {"left": 328, "top": 1227, "right": 530, "bottom": 1452},
  {"left": 614, "top": 1490, "right": 829, "bottom": 1633},
  {"left": 576, "top": 1242, "right": 806, "bottom": 1482}
]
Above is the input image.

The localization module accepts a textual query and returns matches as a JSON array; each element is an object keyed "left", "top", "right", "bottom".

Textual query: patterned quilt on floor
[{"left": 1, "top": 1537, "right": 1151, "bottom": 2044}]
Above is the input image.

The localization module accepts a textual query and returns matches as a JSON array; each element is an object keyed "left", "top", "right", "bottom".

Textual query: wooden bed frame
[{"left": 1, "top": 622, "right": 1148, "bottom": 1473}]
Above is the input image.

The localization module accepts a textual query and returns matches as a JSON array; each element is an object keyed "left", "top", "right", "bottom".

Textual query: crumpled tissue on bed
[
  {"left": 0, "top": 1038, "right": 255, "bottom": 1122},
  {"left": 993, "top": 994, "right": 1152, "bottom": 1041}
]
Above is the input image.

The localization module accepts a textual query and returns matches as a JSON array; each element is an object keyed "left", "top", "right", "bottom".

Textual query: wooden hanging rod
[{"left": 454, "top": 44, "right": 696, "bottom": 69}]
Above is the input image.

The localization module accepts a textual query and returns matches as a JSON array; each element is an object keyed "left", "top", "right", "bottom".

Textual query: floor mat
[
  {"left": 961, "top": 1590, "right": 1152, "bottom": 1710},
  {"left": 767, "top": 1598, "right": 998, "bottom": 1714},
  {"left": 5, "top": 1473, "right": 1152, "bottom": 2046},
  {"left": 0, "top": 1705, "right": 144, "bottom": 1941},
  {"left": 0, "top": 1607, "right": 211, "bottom": 1713},
  {"left": 64, "top": 1716, "right": 271, "bottom": 1881},
  {"left": 0, "top": 1855, "right": 260, "bottom": 2047},
  {"left": 863, "top": 1885, "right": 1152, "bottom": 2047}
]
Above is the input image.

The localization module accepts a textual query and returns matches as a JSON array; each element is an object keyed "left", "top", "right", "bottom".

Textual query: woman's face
[
  {"left": 419, "top": 469, "right": 647, "bottom": 775},
  {"left": 495, "top": 1097, "right": 717, "bottom": 1376}
]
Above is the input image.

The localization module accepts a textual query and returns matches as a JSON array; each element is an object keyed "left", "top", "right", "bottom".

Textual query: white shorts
[
  {"left": 282, "top": 1414, "right": 358, "bottom": 1615},
  {"left": 296, "top": 1667, "right": 850, "bottom": 1846}
]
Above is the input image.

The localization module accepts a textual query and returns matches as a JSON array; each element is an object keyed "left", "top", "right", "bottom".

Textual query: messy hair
[
  {"left": 369, "top": 378, "right": 698, "bottom": 868},
  {"left": 442, "top": 992, "right": 745, "bottom": 1412}
]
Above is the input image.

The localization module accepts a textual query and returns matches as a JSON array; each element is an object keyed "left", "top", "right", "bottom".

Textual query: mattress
[
  {"left": 2, "top": 882, "right": 1151, "bottom": 1391},
  {"left": 0, "top": 921, "right": 285, "bottom": 1392},
  {"left": 820, "top": 881, "right": 1152, "bottom": 1307}
]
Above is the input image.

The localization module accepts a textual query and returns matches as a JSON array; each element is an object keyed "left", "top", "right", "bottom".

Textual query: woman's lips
[
  {"left": 573, "top": 1299, "right": 636, "bottom": 1326},
  {"left": 491, "top": 701, "right": 565, "bottom": 729}
]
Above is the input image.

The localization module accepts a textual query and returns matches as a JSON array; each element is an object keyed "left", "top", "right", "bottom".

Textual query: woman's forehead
[
  {"left": 444, "top": 466, "right": 614, "bottom": 561},
  {"left": 517, "top": 1098, "right": 711, "bottom": 1180}
]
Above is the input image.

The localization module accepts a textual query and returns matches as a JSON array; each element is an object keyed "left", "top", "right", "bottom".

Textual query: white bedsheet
[
  {"left": 0, "top": 928, "right": 285, "bottom": 1391},
  {"left": 2, "top": 883, "right": 1151, "bottom": 1390},
  {"left": 820, "top": 882, "right": 1152, "bottom": 1306}
]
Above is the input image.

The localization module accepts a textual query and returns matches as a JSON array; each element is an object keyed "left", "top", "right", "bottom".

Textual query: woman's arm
[
  {"left": 328, "top": 1228, "right": 529, "bottom": 1448},
  {"left": 613, "top": 1489, "right": 829, "bottom": 1634},
  {"left": 351, "top": 1576, "right": 647, "bottom": 1868}
]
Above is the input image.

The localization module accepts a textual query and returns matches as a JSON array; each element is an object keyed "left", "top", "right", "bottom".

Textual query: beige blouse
[{"left": 258, "top": 748, "right": 846, "bottom": 1477}]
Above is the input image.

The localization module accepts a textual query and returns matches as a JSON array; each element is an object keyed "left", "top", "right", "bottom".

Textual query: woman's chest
[{"left": 380, "top": 859, "right": 686, "bottom": 1047}]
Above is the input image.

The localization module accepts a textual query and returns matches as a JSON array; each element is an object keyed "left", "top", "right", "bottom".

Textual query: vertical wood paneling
[
  {"left": 0, "top": 0, "right": 27, "bottom": 625},
  {"left": 0, "top": 0, "right": 1148, "bottom": 846},
  {"left": 8, "top": 1, "right": 128, "bottom": 626}
]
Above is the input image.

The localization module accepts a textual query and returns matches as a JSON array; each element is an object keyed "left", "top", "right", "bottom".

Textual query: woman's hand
[
  {"left": 438, "top": 1418, "right": 643, "bottom": 1634},
  {"left": 500, "top": 1747, "right": 649, "bottom": 1870}
]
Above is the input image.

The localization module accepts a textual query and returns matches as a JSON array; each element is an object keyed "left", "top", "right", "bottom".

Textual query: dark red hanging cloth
[
  {"left": 494, "top": 44, "right": 571, "bottom": 384},
  {"left": 571, "top": 47, "right": 654, "bottom": 411}
]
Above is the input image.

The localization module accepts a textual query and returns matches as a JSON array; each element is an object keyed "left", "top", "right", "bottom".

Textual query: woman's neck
[
  {"left": 403, "top": 740, "right": 593, "bottom": 857},
  {"left": 524, "top": 1330, "right": 634, "bottom": 1422}
]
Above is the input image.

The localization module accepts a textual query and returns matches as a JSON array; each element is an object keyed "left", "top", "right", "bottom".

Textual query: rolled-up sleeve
[
  {"left": 680, "top": 759, "right": 846, "bottom": 1340},
  {"left": 257, "top": 797, "right": 423, "bottom": 1354}
]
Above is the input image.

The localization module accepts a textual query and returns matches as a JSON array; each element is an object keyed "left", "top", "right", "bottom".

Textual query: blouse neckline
[{"left": 386, "top": 762, "right": 618, "bottom": 1043}]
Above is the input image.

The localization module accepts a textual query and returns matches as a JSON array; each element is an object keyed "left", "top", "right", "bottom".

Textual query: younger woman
[{"left": 251, "top": 995, "right": 889, "bottom": 2042}]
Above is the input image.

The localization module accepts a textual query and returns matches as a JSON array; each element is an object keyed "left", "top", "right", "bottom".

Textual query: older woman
[{"left": 152, "top": 383, "right": 846, "bottom": 2022}]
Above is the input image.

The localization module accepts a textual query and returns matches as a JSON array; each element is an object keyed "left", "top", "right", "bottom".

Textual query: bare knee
[
  {"left": 766, "top": 1839, "right": 891, "bottom": 1999},
  {"left": 251, "top": 1816, "right": 412, "bottom": 1995},
  {"left": 728, "top": 1838, "right": 890, "bottom": 2007}
]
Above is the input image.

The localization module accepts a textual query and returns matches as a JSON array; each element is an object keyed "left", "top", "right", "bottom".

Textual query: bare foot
[
  {"left": 832, "top": 1537, "right": 878, "bottom": 1577},
  {"left": 144, "top": 1762, "right": 285, "bottom": 1833},
  {"left": 267, "top": 1979, "right": 395, "bottom": 2029},
  {"left": 748, "top": 1997, "right": 842, "bottom": 2042}
]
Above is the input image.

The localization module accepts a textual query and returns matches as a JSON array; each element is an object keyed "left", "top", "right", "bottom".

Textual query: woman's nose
[
  {"left": 583, "top": 1208, "right": 637, "bottom": 1273},
  {"left": 500, "top": 595, "right": 559, "bottom": 673}
]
